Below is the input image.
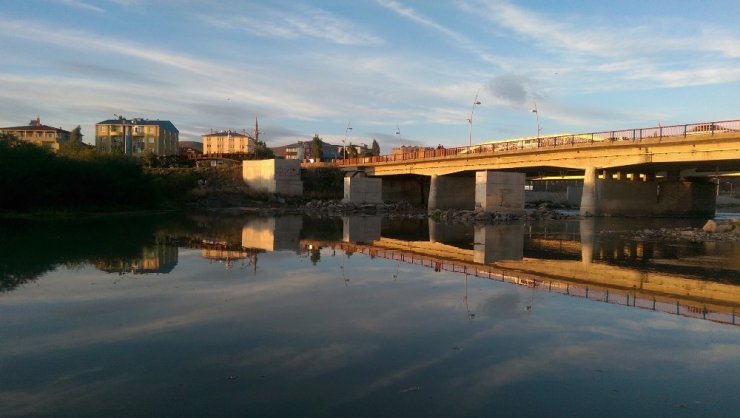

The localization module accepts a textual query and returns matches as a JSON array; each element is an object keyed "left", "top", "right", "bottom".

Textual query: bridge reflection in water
[{"left": 292, "top": 216, "right": 739, "bottom": 327}]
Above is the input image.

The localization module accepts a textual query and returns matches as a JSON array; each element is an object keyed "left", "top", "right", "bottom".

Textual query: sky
[{"left": 2, "top": 0, "right": 740, "bottom": 152}]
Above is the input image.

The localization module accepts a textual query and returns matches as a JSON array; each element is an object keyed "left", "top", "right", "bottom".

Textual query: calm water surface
[{"left": 1, "top": 213, "right": 739, "bottom": 417}]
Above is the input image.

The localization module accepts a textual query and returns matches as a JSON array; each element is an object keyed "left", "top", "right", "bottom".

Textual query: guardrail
[{"left": 331, "top": 119, "right": 740, "bottom": 166}]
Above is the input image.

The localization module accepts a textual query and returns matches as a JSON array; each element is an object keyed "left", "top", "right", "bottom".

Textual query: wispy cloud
[
  {"left": 56, "top": 0, "right": 105, "bottom": 13},
  {"left": 466, "top": 0, "right": 740, "bottom": 88},
  {"left": 201, "top": 4, "right": 383, "bottom": 46},
  {"left": 375, "top": 0, "right": 502, "bottom": 68}
]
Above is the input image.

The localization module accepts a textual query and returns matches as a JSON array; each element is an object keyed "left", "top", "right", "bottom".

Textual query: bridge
[{"left": 327, "top": 120, "right": 740, "bottom": 216}]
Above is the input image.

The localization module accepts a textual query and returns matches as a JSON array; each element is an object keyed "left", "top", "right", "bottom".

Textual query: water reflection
[
  {"left": 0, "top": 216, "right": 178, "bottom": 290},
  {"left": 3, "top": 213, "right": 738, "bottom": 321},
  {"left": 2, "top": 213, "right": 739, "bottom": 417}
]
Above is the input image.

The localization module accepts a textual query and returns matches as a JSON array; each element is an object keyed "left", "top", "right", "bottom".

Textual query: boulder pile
[{"left": 301, "top": 200, "right": 423, "bottom": 216}]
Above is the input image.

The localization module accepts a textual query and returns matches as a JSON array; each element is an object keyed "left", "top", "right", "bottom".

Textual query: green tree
[
  {"left": 310, "top": 134, "right": 323, "bottom": 160},
  {"left": 371, "top": 138, "right": 380, "bottom": 156},
  {"left": 58, "top": 125, "right": 94, "bottom": 158},
  {"left": 255, "top": 139, "right": 274, "bottom": 159},
  {"left": 69, "top": 125, "right": 83, "bottom": 144},
  {"left": 141, "top": 149, "right": 157, "bottom": 168},
  {"left": 347, "top": 142, "right": 358, "bottom": 158}
]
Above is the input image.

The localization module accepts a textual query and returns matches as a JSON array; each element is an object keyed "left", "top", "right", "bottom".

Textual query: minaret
[{"left": 252, "top": 117, "right": 259, "bottom": 157}]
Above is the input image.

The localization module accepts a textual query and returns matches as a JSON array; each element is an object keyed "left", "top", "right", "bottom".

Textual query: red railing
[{"left": 330, "top": 119, "right": 740, "bottom": 166}]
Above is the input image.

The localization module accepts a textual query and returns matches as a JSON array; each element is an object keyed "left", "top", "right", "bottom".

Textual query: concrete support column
[
  {"left": 474, "top": 171, "right": 525, "bottom": 214},
  {"left": 428, "top": 175, "right": 440, "bottom": 212},
  {"left": 580, "top": 166, "right": 598, "bottom": 217},
  {"left": 343, "top": 175, "right": 382, "bottom": 204}
]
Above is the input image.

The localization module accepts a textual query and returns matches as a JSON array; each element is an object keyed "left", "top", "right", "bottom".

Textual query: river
[{"left": 1, "top": 212, "right": 738, "bottom": 417}]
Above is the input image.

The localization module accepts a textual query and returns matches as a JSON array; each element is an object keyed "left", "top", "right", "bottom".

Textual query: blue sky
[{"left": 2, "top": 0, "right": 740, "bottom": 152}]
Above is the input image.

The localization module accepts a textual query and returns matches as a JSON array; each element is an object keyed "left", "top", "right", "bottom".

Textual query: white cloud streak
[{"left": 201, "top": 4, "right": 383, "bottom": 46}]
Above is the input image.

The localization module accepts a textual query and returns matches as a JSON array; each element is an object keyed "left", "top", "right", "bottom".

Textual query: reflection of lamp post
[
  {"left": 467, "top": 90, "right": 482, "bottom": 147},
  {"left": 343, "top": 121, "right": 352, "bottom": 159},
  {"left": 531, "top": 103, "right": 541, "bottom": 138},
  {"left": 464, "top": 275, "right": 475, "bottom": 320}
]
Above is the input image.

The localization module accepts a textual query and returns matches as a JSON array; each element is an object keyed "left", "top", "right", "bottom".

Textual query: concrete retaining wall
[{"left": 242, "top": 159, "right": 303, "bottom": 196}]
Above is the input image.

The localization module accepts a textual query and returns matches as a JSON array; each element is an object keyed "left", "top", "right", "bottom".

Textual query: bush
[
  {"left": 0, "top": 133, "right": 186, "bottom": 212},
  {"left": 301, "top": 167, "right": 344, "bottom": 200}
]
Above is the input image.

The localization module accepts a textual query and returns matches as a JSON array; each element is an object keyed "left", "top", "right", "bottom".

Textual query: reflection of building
[
  {"left": 201, "top": 248, "right": 250, "bottom": 261},
  {"left": 96, "top": 244, "right": 178, "bottom": 274},
  {"left": 242, "top": 216, "right": 302, "bottom": 251},
  {"left": 0, "top": 117, "right": 70, "bottom": 152},
  {"left": 95, "top": 117, "right": 179, "bottom": 156},
  {"left": 202, "top": 130, "right": 255, "bottom": 156}
]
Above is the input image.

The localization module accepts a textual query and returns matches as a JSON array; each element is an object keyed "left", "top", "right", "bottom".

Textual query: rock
[
  {"left": 717, "top": 223, "right": 734, "bottom": 233},
  {"left": 702, "top": 220, "right": 717, "bottom": 233}
]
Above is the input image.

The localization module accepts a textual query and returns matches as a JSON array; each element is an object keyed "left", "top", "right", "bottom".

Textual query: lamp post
[
  {"left": 343, "top": 121, "right": 352, "bottom": 159},
  {"left": 396, "top": 125, "right": 401, "bottom": 154},
  {"left": 531, "top": 102, "right": 541, "bottom": 139},
  {"left": 467, "top": 90, "right": 481, "bottom": 148}
]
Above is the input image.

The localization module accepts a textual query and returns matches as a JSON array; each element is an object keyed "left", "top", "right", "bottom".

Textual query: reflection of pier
[{"left": 302, "top": 222, "right": 740, "bottom": 326}]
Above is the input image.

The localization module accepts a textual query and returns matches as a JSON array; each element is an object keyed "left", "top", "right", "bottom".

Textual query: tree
[
  {"left": 371, "top": 138, "right": 380, "bottom": 156},
  {"left": 58, "top": 125, "right": 93, "bottom": 158},
  {"left": 254, "top": 139, "right": 274, "bottom": 159},
  {"left": 69, "top": 125, "right": 83, "bottom": 145},
  {"left": 141, "top": 149, "right": 157, "bottom": 168},
  {"left": 310, "top": 134, "right": 323, "bottom": 160},
  {"left": 347, "top": 142, "right": 358, "bottom": 158}
]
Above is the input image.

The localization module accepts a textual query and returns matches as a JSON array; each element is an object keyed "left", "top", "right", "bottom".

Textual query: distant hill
[{"left": 179, "top": 141, "right": 203, "bottom": 152}]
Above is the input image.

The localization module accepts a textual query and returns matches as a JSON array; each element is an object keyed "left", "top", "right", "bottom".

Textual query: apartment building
[
  {"left": 0, "top": 117, "right": 70, "bottom": 152},
  {"left": 201, "top": 130, "right": 256, "bottom": 156},
  {"left": 95, "top": 117, "right": 179, "bottom": 156}
]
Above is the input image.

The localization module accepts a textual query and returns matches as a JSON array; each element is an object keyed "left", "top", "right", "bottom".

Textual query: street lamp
[
  {"left": 343, "top": 121, "right": 352, "bottom": 159},
  {"left": 531, "top": 102, "right": 541, "bottom": 139},
  {"left": 467, "top": 90, "right": 481, "bottom": 148},
  {"left": 396, "top": 125, "right": 401, "bottom": 152}
]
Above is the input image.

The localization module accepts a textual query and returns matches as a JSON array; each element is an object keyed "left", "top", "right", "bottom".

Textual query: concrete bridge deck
[{"left": 329, "top": 119, "right": 740, "bottom": 176}]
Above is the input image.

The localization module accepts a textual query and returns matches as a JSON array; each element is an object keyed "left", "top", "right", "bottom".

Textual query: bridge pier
[
  {"left": 580, "top": 167, "right": 598, "bottom": 216},
  {"left": 474, "top": 171, "right": 525, "bottom": 215},
  {"left": 579, "top": 168, "right": 716, "bottom": 216},
  {"left": 342, "top": 172, "right": 383, "bottom": 204}
]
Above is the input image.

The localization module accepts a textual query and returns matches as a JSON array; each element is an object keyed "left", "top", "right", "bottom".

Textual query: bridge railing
[{"left": 331, "top": 119, "right": 740, "bottom": 166}]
